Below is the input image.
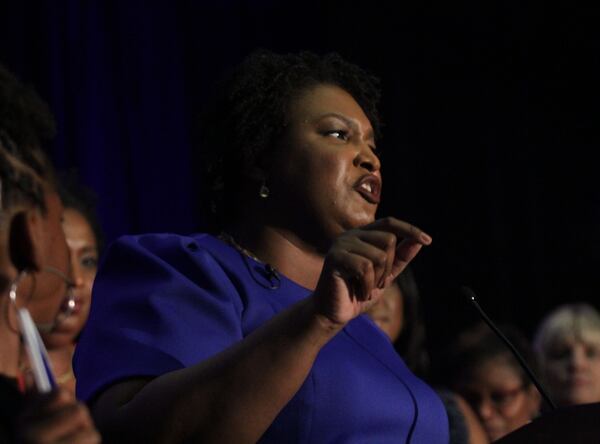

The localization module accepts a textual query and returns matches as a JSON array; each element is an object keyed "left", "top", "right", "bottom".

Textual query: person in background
[
  {"left": 443, "top": 322, "right": 541, "bottom": 442},
  {"left": 533, "top": 303, "right": 600, "bottom": 407},
  {"left": 44, "top": 173, "right": 102, "bottom": 394},
  {"left": 367, "top": 269, "right": 489, "bottom": 444},
  {"left": 0, "top": 63, "right": 100, "bottom": 443},
  {"left": 366, "top": 266, "right": 429, "bottom": 376}
]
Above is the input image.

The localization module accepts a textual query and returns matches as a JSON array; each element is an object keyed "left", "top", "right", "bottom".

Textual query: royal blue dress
[{"left": 74, "top": 233, "right": 449, "bottom": 443}]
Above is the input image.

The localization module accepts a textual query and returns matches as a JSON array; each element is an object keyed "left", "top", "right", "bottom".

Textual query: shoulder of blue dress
[
  {"left": 97, "top": 233, "right": 223, "bottom": 270},
  {"left": 106, "top": 232, "right": 217, "bottom": 254}
]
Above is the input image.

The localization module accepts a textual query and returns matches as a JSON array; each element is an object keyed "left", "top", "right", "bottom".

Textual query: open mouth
[{"left": 354, "top": 174, "right": 381, "bottom": 204}]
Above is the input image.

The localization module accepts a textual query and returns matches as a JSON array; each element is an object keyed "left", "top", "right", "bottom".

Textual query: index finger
[{"left": 363, "top": 217, "right": 432, "bottom": 246}]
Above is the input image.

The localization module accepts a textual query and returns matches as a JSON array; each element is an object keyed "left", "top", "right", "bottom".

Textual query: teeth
[{"left": 360, "top": 183, "right": 372, "bottom": 193}]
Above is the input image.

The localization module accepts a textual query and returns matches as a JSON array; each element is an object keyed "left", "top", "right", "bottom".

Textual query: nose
[
  {"left": 568, "top": 345, "right": 588, "bottom": 372},
  {"left": 354, "top": 143, "right": 381, "bottom": 173},
  {"left": 477, "top": 398, "right": 496, "bottom": 421},
  {"left": 73, "top": 275, "right": 85, "bottom": 288},
  {"left": 69, "top": 257, "right": 85, "bottom": 289}
]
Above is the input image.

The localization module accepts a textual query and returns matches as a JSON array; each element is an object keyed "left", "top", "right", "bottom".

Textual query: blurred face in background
[
  {"left": 367, "top": 281, "right": 404, "bottom": 342},
  {"left": 51, "top": 208, "right": 98, "bottom": 342},
  {"left": 542, "top": 331, "right": 600, "bottom": 406},
  {"left": 457, "top": 356, "right": 540, "bottom": 441}
]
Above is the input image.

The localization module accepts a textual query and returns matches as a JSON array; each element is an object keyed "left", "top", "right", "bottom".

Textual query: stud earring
[{"left": 259, "top": 182, "right": 270, "bottom": 198}]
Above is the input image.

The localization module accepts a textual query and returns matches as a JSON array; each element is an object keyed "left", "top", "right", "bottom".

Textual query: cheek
[
  {"left": 590, "top": 360, "right": 600, "bottom": 378},
  {"left": 283, "top": 149, "right": 352, "bottom": 208},
  {"left": 306, "top": 150, "right": 350, "bottom": 195},
  {"left": 509, "top": 399, "right": 536, "bottom": 428},
  {"left": 82, "top": 274, "right": 95, "bottom": 301}
]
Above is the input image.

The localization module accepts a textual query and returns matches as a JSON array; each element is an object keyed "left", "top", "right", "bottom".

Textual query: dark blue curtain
[{"left": 2, "top": 0, "right": 600, "bottom": 353}]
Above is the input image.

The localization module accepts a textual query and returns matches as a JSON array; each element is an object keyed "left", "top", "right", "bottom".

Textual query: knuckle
[
  {"left": 375, "top": 251, "right": 388, "bottom": 266},
  {"left": 382, "top": 216, "right": 396, "bottom": 227},
  {"left": 359, "top": 259, "right": 374, "bottom": 276},
  {"left": 383, "top": 233, "right": 397, "bottom": 250}
]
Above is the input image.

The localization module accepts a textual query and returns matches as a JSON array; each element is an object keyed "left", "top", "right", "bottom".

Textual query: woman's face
[
  {"left": 49, "top": 208, "right": 98, "bottom": 343},
  {"left": 543, "top": 332, "right": 600, "bottom": 406},
  {"left": 458, "top": 357, "right": 540, "bottom": 441},
  {"left": 366, "top": 282, "right": 404, "bottom": 342},
  {"left": 269, "top": 84, "right": 381, "bottom": 245}
]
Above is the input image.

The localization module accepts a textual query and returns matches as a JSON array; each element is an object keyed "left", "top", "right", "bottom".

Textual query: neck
[
  {"left": 48, "top": 344, "right": 75, "bottom": 378},
  {"left": 227, "top": 224, "right": 326, "bottom": 291}
]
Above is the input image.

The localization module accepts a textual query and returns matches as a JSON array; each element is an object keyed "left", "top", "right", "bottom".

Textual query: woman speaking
[{"left": 75, "top": 50, "right": 449, "bottom": 443}]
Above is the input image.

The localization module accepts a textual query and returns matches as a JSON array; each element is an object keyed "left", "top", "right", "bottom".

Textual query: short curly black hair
[
  {"left": 0, "top": 63, "right": 56, "bottom": 217},
  {"left": 199, "top": 50, "right": 382, "bottom": 231}
]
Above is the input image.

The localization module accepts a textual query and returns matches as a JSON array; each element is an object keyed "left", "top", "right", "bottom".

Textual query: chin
[
  {"left": 42, "top": 331, "right": 75, "bottom": 350},
  {"left": 345, "top": 212, "right": 376, "bottom": 230},
  {"left": 569, "top": 389, "right": 600, "bottom": 405},
  {"left": 43, "top": 321, "right": 81, "bottom": 349}
]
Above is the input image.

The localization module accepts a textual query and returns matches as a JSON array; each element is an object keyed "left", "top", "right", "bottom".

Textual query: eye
[
  {"left": 585, "top": 345, "right": 600, "bottom": 359},
  {"left": 324, "top": 129, "right": 349, "bottom": 141},
  {"left": 81, "top": 255, "right": 98, "bottom": 270},
  {"left": 547, "top": 345, "right": 572, "bottom": 361},
  {"left": 490, "top": 390, "right": 518, "bottom": 407}
]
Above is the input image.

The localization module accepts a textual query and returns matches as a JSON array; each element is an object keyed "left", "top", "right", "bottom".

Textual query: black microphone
[{"left": 460, "top": 286, "right": 557, "bottom": 411}]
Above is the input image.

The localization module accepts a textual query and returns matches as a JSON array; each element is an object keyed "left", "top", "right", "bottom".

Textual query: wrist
[{"left": 304, "top": 296, "right": 346, "bottom": 338}]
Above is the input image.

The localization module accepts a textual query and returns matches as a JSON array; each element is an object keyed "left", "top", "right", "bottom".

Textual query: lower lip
[
  {"left": 355, "top": 187, "right": 380, "bottom": 204},
  {"left": 570, "top": 377, "right": 591, "bottom": 387}
]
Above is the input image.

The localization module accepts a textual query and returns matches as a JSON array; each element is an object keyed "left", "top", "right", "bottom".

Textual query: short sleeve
[{"left": 73, "top": 233, "right": 244, "bottom": 402}]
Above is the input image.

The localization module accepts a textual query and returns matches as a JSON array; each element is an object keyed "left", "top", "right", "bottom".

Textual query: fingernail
[{"left": 420, "top": 232, "right": 432, "bottom": 244}]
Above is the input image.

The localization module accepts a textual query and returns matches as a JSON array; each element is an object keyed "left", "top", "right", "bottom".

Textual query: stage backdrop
[{"left": 2, "top": 0, "right": 600, "bottom": 358}]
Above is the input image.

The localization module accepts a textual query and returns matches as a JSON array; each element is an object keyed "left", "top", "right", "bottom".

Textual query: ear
[{"left": 8, "top": 208, "right": 45, "bottom": 272}]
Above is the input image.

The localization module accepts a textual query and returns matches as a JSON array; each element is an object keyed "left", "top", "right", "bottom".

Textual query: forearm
[{"left": 94, "top": 296, "right": 342, "bottom": 443}]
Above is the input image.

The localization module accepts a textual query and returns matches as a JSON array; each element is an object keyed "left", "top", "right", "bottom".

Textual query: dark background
[{"left": 2, "top": 1, "right": 599, "bottom": 361}]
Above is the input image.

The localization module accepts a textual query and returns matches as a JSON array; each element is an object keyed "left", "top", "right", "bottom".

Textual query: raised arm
[{"left": 89, "top": 218, "right": 431, "bottom": 443}]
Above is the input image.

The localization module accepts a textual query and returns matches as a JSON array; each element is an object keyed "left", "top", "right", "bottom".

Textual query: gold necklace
[
  {"left": 218, "top": 232, "right": 281, "bottom": 289},
  {"left": 218, "top": 232, "right": 264, "bottom": 263},
  {"left": 56, "top": 368, "right": 74, "bottom": 384}
]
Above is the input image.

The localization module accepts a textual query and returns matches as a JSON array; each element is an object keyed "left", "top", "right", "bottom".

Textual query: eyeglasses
[
  {"left": 463, "top": 384, "right": 527, "bottom": 413},
  {"left": 37, "top": 266, "right": 76, "bottom": 333}
]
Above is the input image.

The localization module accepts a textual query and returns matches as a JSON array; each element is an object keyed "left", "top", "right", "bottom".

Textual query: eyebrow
[
  {"left": 76, "top": 246, "right": 99, "bottom": 254},
  {"left": 317, "top": 112, "right": 375, "bottom": 142}
]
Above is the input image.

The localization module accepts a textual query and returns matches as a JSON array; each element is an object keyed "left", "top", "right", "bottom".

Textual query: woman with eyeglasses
[
  {"left": 39, "top": 174, "right": 103, "bottom": 395},
  {"left": 443, "top": 322, "right": 541, "bottom": 441},
  {"left": 0, "top": 64, "right": 100, "bottom": 443}
]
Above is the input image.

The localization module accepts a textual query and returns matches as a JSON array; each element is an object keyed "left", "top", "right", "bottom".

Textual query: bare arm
[
  {"left": 93, "top": 296, "right": 340, "bottom": 443},
  {"left": 91, "top": 217, "right": 431, "bottom": 443}
]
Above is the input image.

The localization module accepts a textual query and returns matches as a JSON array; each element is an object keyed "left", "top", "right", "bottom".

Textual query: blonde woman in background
[{"left": 534, "top": 303, "right": 600, "bottom": 407}]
